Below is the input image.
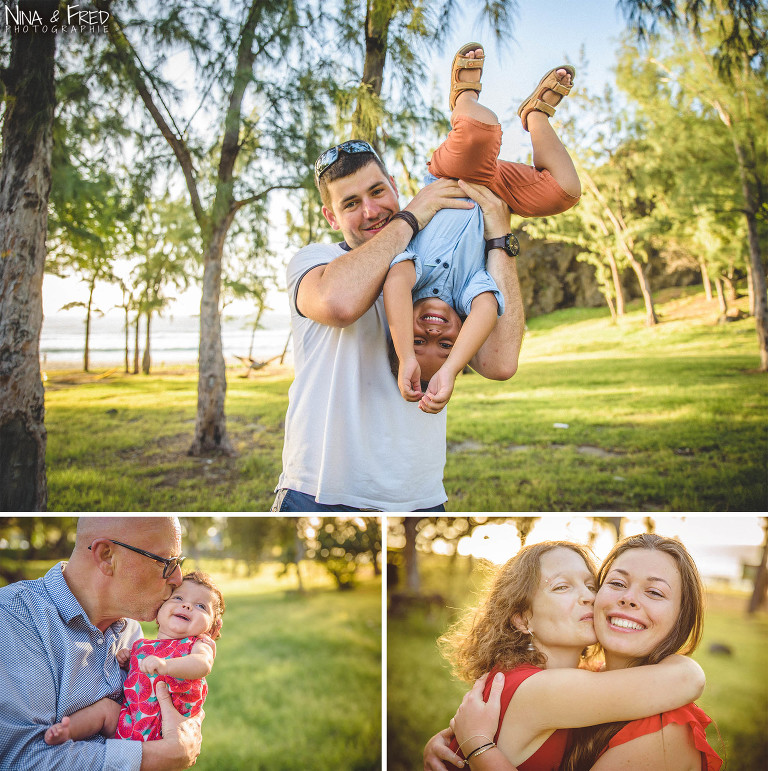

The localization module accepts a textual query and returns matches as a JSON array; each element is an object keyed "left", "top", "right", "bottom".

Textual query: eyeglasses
[
  {"left": 89, "top": 539, "right": 185, "bottom": 578},
  {"left": 314, "top": 140, "right": 382, "bottom": 181}
]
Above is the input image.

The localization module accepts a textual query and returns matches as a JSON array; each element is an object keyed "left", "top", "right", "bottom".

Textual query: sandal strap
[
  {"left": 517, "top": 65, "right": 575, "bottom": 131},
  {"left": 529, "top": 99, "right": 555, "bottom": 118},
  {"left": 454, "top": 55, "right": 484, "bottom": 71},
  {"left": 449, "top": 42, "right": 484, "bottom": 110},
  {"left": 449, "top": 82, "right": 482, "bottom": 111},
  {"left": 452, "top": 82, "right": 483, "bottom": 97}
]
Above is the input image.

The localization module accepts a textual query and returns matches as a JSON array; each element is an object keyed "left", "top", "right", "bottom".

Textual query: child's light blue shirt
[{"left": 391, "top": 173, "right": 504, "bottom": 317}]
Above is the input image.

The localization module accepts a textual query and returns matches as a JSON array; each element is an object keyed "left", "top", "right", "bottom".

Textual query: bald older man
[{"left": 0, "top": 517, "right": 203, "bottom": 771}]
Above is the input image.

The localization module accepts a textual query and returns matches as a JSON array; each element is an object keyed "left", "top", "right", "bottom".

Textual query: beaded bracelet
[
  {"left": 466, "top": 741, "right": 496, "bottom": 761},
  {"left": 389, "top": 210, "right": 420, "bottom": 238},
  {"left": 458, "top": 735, "right": 494, "bottom": 753},
  {"left": 466, "top": 743, "right": 496, "bottom": 766}
]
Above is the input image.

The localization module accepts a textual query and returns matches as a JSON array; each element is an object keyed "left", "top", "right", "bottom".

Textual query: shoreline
[{"left": 42, "top": 360, "right": 295, "bottom": 382}]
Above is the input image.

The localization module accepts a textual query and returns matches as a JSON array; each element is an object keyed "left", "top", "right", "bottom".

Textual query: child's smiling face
[
  {"left": 156, "top": 580, "right": 216, "bottom": 640},
  {"left": 412, "top": 297, "right": 463, "bottom": 381}
]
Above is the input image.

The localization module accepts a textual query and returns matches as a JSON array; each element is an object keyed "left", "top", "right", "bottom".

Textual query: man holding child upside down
[{"left": 273, "top": 43, "right": 579, "bottom": 512}]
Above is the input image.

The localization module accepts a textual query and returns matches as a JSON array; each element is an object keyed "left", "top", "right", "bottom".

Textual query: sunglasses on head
[
  {"left": 89, "top": 539, "right": 185, "bottom": 578},
  {"left": 314, "top": 140, "right": 382, "bottom": 181}
]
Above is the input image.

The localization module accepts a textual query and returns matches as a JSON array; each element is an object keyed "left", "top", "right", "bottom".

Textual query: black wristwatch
[{"left": 484, "top": 233, "right": 520, "bottom": 258}]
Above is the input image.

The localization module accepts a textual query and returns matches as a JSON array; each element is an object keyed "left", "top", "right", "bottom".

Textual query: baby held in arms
[{"left": 45, "top": 571, "right": 224, "bottom": 744}]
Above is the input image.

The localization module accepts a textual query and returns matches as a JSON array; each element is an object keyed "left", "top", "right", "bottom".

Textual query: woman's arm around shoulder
[{"left": 508, "top": 655, "right": 705, "bottom": 731}]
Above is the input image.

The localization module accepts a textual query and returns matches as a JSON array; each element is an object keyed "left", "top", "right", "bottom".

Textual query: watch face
[{"left": 506, "top": 234, "right": 520, "bottom": 257}]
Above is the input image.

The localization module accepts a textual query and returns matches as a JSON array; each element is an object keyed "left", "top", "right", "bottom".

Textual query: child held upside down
[
  {"left": 45, "top": 571, "right": 224, "bottom": 745},
  {"left": 384, "top": 43, "right": 580, "bottom": 413}
]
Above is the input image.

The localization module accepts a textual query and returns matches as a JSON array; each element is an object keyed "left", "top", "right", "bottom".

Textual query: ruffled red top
[
  {"left": 603, "top": 703, "right": 722, "bottom": 771},
  {"left": 447, "top": 664, "right": 570, "bottom": 771}
]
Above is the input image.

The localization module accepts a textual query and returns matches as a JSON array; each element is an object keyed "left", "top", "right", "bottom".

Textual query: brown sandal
[
  {"left": 517, "top": 65, "right": 576, "bottom": 131},
  {"left": 449, "top": 42, "right": 484, "bottom": 111}
]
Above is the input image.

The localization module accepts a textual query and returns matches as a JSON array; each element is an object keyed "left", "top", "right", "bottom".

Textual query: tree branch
[
  {"left": 218, "top": 0, "right": 262, "bottom": 183},
  {"left": 94, "top": 1, "right": 207, "bottom": 229},
  {"left": 232, "top": 184, "right": 305, "bottom": 214}
]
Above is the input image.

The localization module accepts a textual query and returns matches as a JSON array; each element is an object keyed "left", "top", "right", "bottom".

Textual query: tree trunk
[
  {"left": 748, "top": 521, "right": 768, "bottom": 614},
  {"left": 123, "top": 306, "right": 130, "bottom": 373},
  {"left": 142, "top": 310, "right": 151, "bottom": 375},
  {"left": 133, "top": 312, "right": 140, "bottom": 374},
  {"left": 741, "top": 205, "right": 768, "bottom": 369},
  {"left": 352, "top": 1, "right": 392, "bottom": 148},
  {"left": 714, "top": 277, "right": 728, "bottom": 318},
  {"left": 84, "top": 281, "right": 94, "bottom": 372},
  {"left": 605, "top": 516, "right": 623, "bottom": 542},
  {"left": 247, "top": 303, "right": 266, "bottom": 359},
  {"left": 607, "top": 249, "right": 625, "bottom": 317},
  {"left": 746, "top": 263, "right": 755, "bottom": 316},
  {"left": 280, "top": 330, "right": 292, "bottom": 364},
  {"left": 698, "top": 258, "right": 713, "bottom": 301},
  {"left": 0, "top": 9, "right": 56, "bottom": 511},
  {"left": 189, "top": 226, "right": 234, "bottom": 456},
  {"left": 294, "top": 530, "right": 306, "bottom": 593},
  {"left": 718, "top": 90, "right": 767, "bottom": 368},
  {"left": 627, "top": 257, "right": 658, "bottom": 326},
  {"left": 403, "top": 516, "right": 420, "bottom": 593}
]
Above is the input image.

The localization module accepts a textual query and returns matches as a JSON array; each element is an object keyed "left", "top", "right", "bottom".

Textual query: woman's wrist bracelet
[
  {"left": 458, "top": 734, "right": 494, "bottom": 753},
  {"left": 466, "top": 741, "right": 496, "bottom": 762},
  {"left": 389, "top": 210, "right": 420, "bottom": 238}
]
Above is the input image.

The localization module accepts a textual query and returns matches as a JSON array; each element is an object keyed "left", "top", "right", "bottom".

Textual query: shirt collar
[{"left": 44, "top": 562, "right": 128, "bottom": 634}]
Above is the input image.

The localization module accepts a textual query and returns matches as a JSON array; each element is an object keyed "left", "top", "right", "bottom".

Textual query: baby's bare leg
[
  {"left": 528, "top": 70, "right": 581, "bottom": 197},
  {"left": 452, "top": 47, "right": 498, "bottom": 126},
  {"left": 44, "top": 699, "right": 122, "bottom": 745}
]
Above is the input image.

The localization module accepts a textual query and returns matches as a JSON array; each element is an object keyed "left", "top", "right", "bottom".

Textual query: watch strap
[{"left": 485, "top": 233, "right": 519, "bottom": 257}]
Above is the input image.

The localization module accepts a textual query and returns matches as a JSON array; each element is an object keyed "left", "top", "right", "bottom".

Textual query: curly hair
[
  {"left": 438, "top": 541, "right": 598, "bottom": 683},
  {"left": 181, "top": 570, "right": 226, "bottom": 640},
  {"left": 562, "top": 533, "right": 705, "bottom": 771}
]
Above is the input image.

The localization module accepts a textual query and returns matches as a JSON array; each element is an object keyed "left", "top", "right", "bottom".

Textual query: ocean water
[{"left": 40, "top": 311, "right": 293, "bottom": 369}]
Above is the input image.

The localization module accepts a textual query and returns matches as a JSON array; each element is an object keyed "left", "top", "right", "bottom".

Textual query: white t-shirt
[{"left": 276, "top": 241, "right": 447, "bottom": 511}]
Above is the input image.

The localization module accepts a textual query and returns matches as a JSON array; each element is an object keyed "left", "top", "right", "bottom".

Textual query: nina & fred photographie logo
[{"left": 3, "top": 2, "right": 110, "bottom": 33}]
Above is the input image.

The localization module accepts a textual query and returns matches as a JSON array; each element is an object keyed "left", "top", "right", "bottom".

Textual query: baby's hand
[
  {"left": 419, "top": 367, "right": 456, "bottom": 413},
  {"left": 399, "top": 357, "right": 424, "bottom": 401},
  {"left": 116, "top": 647, "right": 131, "bottom": 669},
  {"left": 139, "top": 655, "right": 167, "bottom": 675},
  {"left": 44, "top": 716, "right": 72, "bottom": 746}
]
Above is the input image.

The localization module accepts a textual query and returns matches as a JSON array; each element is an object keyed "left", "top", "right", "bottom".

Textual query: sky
[
  {"left": 426, "top": 515, "right": 767, "bottom": 583},
  {"left": 42, "top": 0, "right": 627, "bottom": 321}
]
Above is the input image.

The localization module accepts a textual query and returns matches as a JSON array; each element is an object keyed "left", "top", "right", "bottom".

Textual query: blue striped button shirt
[{"left": 0, "top": 563, "right": 143, "bottom": 770}]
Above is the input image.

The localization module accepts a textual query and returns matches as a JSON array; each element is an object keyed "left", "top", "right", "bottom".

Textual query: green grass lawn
[
  {"left": 177, "top": 569, "right": 382, "bottom": 771},
  {"left": 44, "top": 288, "right": 767, "bottom": 510},
  {"left": 11, "top": 560, "right": 381, "bottom": 771},
  {"left": 387, "top": 554, "right": 768, "bottom": 771}
]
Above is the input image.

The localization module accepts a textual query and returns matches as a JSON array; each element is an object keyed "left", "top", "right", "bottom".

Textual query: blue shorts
[{"left": 271, "top": 488, "right": 446, "bottom": 513}]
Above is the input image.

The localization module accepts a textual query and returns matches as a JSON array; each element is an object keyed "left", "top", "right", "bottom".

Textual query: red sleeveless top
[
  {"left": 447, "top": 664, "right": 570, "bottom": 771},
  {"left": 602, "top": 703, "right": 722, "bottom": 770}
]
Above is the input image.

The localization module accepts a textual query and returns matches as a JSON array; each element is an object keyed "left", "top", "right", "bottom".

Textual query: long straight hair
[{"left": 562, "top": 533, "right": 705, "bottom": 771}]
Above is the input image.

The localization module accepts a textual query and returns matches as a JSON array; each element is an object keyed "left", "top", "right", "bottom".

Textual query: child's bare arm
[
  {"left": 383, "top": 260, "right": 423, "bottom": 400},
  {"left": 139, "top": 641, "right": 214, "bottom": 681},
  {"left": 44, "top": 698, "right": 121, "bottom": 745},
  {"left": 420, "top": 292, "right": 498, "bottom": 413}
]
